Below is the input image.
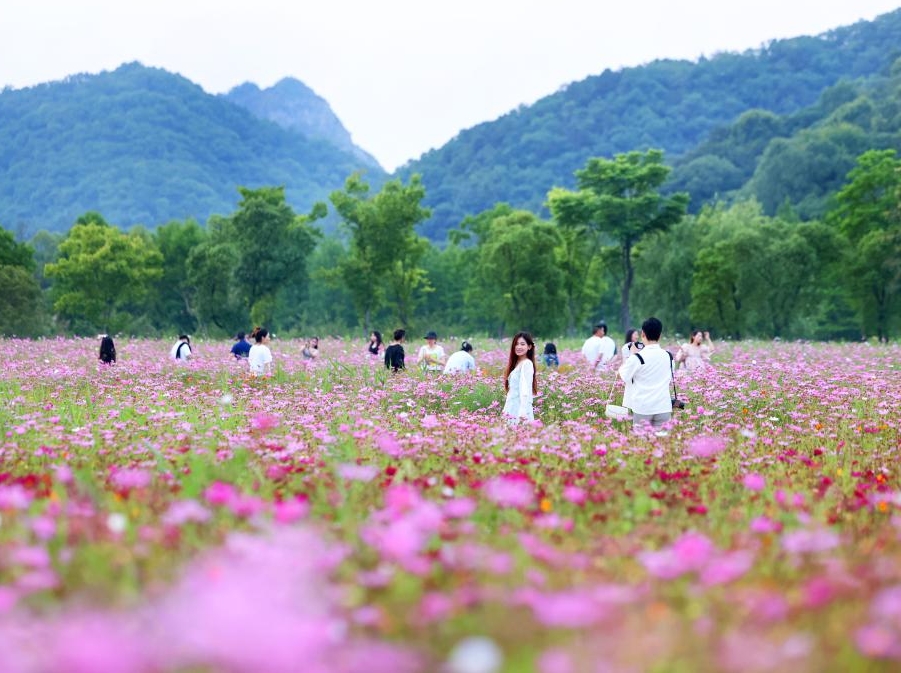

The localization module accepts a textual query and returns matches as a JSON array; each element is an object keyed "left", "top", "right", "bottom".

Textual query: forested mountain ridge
[
  {"left": 398, "top": 9, "right": 901, "bottom": 241},
  {"left": 667, "top": 65, "right": 901, "bottom": 218},
  {"left": 223, "top": 78, "right": 382, "bottom": 170},
  {"left": 0, "top": 63, "right": 383, "bottom": 234}
]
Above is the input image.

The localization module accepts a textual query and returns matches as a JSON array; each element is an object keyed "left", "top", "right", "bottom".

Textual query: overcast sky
[{"left": 2, "top": 1, "right": 899, "bottom": 170}]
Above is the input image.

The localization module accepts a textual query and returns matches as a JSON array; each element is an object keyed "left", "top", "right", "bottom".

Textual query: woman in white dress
[
  {"left": 502, "top": 332, "right": 537, "bottom": 424},
  {"left": 248, "top": 327, "right": 273, "bottom": 377}
]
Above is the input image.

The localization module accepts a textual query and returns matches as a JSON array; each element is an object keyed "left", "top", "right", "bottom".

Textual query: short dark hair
[
  {"left": 179, "top": 334, "right": 190, "bottom": 342},
  {"left": 393, "top": 328, "right": 406, "bottom": 341},
  {"left": 594, "top": 322, "right": 607, "bottom": 335},
  {"left": 461, "top": 341, "right": 472, "bottom": 352},
  {"left": 641, "top": 317, "right": 663, "bottom": 341}
]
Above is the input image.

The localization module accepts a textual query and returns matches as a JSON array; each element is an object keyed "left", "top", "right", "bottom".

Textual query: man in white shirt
[
  {"left": 170, "top": 335, "right": 192, "bottom": 361},
  {"left": 581, "top": 322, "right": 616, "bottom": 371},
  {"left": 618, "top": 317, "right": 673, "bottom": 430},
  {"left": 443, "top": 341, "right": 476, "bottom": 374}
]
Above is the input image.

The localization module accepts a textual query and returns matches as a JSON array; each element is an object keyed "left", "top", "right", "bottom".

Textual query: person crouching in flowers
[
  {"left": 248, "top": 327, "right": 273, "bottom": 377},
  {"left": 503, "top": 332, "right": 537, "bottom": 424}
]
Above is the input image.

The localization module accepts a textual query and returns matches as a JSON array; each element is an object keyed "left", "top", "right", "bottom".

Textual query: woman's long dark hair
[
  {"left": 504, "top": 331, "right": 537, "bottom": 394},
  {"left": 99, "top": 336, "right": 116, "bottom": 364}
]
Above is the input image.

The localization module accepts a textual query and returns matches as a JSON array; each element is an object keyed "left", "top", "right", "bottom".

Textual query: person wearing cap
[
  {"left": 231, "top": 331, "right": 251, "bottom": 359},
  {"left": 443, "top": 341, "right": 476, "bottom": 374},
  {"left": 581, "top": 322, "right": 616, "bottom": 372},
  {"left": 417, "top": 331, "right": 446, "bottom": 372}
]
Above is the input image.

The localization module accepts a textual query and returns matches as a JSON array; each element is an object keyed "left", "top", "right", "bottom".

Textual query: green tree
[
  {"left": 228, "top": 186, "right": 324, "bottom": 327},
  {"left": 330, "top": 174, "right": 432, "bottom": 330},
  {"left": 151, "top": 219, "right": 207, "bottom": 333},
  {"left": 547, "top": 150, "right": 688, "bottom": 330},
  {"left": 547, "top": 189, "right": 607, "bottom": 335},
  {"left": 828, "top": 149, "right": 901, "bottom": 339},
  {"left": 45, "top": 216, "right": 163, "bottom": 333},
  {"left": 0, "top": 265, "right": 46, "bottom": 337},
  {"left": 0, "top": 227, "right": 45, "bottom": 336},
  {"left": 468, "top": 210, "right": 565, "bottom": 336}
]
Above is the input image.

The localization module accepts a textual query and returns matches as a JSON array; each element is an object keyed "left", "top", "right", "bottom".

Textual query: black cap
[{"left": 424, "top": 331, "right": 438, "bottom": 340}]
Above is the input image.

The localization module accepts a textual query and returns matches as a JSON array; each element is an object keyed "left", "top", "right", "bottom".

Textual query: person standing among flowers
[
  {"left": 231, "top": 332, "right": 251, "bottom": 359},
  {"left": 248, "top": 327, "right": 273, "bottom": 377},
  {"left": 170, "top": 334, "right": 192, "bottom": 361},
  {"left": 581, "top": 322, "right": 615, "bottom": 372},
  {"left": 384, "top": 329, "right": 406, "bottom": 373},
  {"left": 542, "top": 342, "right": 559, "bottom": 368},
  {"left": 675, "top": 330, "right": 714, "bottom": 372},
  {"left": 618, "top": 317, "right": 673, "bottom": 431},
  {"left": 417, "top": 331, "right": 446, "bottom": 372},
  {"left": 443, "top": 341, "right": 476, "bottom": 374},
  {"left": 98, "top": 335, "right": 116, "bottom": 364},
  {"left": 503, "top": 332, "right": 537, "bottom": 424},
  {"left": 368, "top": 331, "right": 383, "bottom": 357}
]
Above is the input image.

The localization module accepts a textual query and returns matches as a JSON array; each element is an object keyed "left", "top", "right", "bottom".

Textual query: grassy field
[{"left": 0, "top": 336, "right": 899, "bottom": 672}]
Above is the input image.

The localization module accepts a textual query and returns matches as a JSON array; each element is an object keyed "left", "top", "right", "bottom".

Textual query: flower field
[{"left": 0, "top": 337, "right": 899, "bottom": 672}]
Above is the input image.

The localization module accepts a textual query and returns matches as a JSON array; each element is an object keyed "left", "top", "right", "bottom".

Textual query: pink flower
[
  {"left": 110, "top": 468, "right": 151, "bottom": 491},
  {"left": 203, "top": 481, "right": 237, "bottom": 507},
  {"left": 483, "top": 474, "right": 534, "bottom": 509},
  {"left": 376, "top": 433, "right": 404, "bottom": 457},
  {"left": 687, "top": 435, "right": 727, "bottom": 458},
  {"left": 162, "top": 500, "right": 211, "bottom": 526},
  {"left": 336, "top": 463, "right": 379, "bottom": 482},
  {"left": 781, "top": 528, "right": 840, "bottom": 555},
  {"left": 249, "top": 412, "right": 280, "bottom": 433},
  {"left": 742, "top": 473, "right": 766, "bottom": 491},
  {"left": 750, "top": 516, "right": 782, "bottom": 533},
  {"left": 562, "top": 486, "right": 587, "bottom": 506}
]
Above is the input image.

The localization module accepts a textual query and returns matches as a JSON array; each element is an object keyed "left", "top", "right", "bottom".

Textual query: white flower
[
  {"left": 447, "top": 636, "right": 503, "bottom": 673},
  {"left": 106, "top": 513, "right": 127, "bottom": 534}
]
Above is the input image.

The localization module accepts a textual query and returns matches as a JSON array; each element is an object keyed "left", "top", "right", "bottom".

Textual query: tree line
[{"left": 1, "top": 148, "right": 898, "bottom": 341}]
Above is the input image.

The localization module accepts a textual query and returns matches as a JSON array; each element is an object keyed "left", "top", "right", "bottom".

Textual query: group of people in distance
[
  {"left": 98, "top": 319, "right": 712, "bottom": 431},
  {"left": 372, "top": 329, "right": 476, "bottom": 375},
  {"left": 496, "top": 319, "right": 715, "bottom": 429}
]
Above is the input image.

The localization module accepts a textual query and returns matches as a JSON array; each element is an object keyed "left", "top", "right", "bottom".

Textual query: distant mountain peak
[{"left": 225, "top": 78, "right": 382, "bottom": 170}]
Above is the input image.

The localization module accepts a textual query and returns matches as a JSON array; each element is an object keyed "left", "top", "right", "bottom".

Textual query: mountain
[
  {"left": 0, "top": 62, "right": 384, "bottom": 234},
  {"left": 224, "top": 78, "right": 381, "bottom": 171},
  {"left": 396, "top": 9, "right": 901, "bottom": 241}
]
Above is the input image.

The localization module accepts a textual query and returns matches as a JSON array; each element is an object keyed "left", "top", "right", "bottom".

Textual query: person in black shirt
[
  {"left": 384, "top": 329, "right": 406, "bottom": 372},
  {"left": 368, "top": 330, "right": 383, "bottom": 356},
  {"left": 99, "top": 335, "right": 116, "bottom": 364}
]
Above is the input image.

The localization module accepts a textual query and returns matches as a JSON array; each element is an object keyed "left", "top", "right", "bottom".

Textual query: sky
[{"left": 2, "top": 1, "right": 900, "bottom": 171}]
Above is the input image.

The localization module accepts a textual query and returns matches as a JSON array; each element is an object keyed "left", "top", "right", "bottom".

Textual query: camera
[{"left": 671, "top": 398, "right": 685, "bottom": 410}]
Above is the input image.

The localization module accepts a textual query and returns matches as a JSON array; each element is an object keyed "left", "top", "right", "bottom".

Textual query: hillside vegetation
[
  {"left": 0, "top": 63, "right": 382, "bottom": 233},
  {"left": 399, "top": 9, "right": 901, "bottom": 240}
]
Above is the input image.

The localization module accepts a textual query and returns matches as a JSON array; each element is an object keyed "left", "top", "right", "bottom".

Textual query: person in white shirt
[
  {"left": 502, "top": 332, "right": 536, "bottom": 424},
  {"left": 170, "top": 335, "right": 192, "bottom": 361},
  {"left": 443, "top": 341, "right": 476, "bottom": 374},
  {"left": 581, "top": 322, "right": 616, "bottom": 371},
  {"left": 618, "top": 317, "right": 673, "bottom": 430},
  {"left": 417, "top": 331, "right": 446, "bottom": 372},
  {"left": 248, "top": 327, "right": 273, "bottom": 377}
]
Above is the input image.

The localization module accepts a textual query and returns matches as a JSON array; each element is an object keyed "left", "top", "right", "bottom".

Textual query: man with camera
[{"left": 617, "top": 317, "right": 676, "bottom": 430}]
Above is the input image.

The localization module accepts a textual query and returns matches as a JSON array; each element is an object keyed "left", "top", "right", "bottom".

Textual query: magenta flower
[
  {"left": 742, "top": 473, "right": 766, "bottom": 491},
  {"left": 483, "top": 474, "right": 534, "bottom": 509}
]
